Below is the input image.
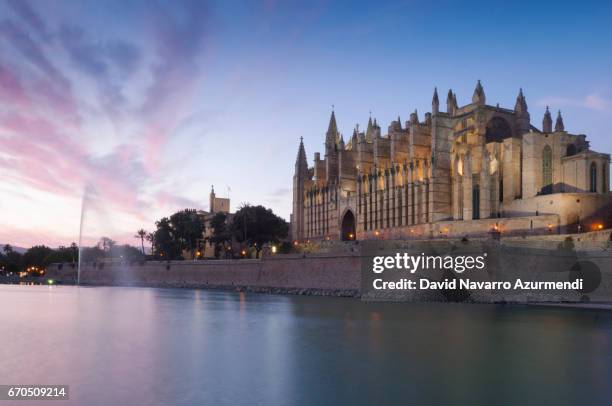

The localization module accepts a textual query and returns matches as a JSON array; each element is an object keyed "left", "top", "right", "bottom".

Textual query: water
[{"left": 1, "top": 285, "right": 611, "bottom": 405}]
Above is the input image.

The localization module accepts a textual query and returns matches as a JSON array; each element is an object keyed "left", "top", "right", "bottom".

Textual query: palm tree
[
  {"left": 135, "top": 229, "right": 147, "bottom": 255},
  {"left": 99, "top": 237, "right": 116, "bottom": 252}
]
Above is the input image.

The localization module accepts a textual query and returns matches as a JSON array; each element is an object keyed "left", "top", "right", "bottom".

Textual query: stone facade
[{"left": 291, "top": 81, "right": 612, "bottom": 241}]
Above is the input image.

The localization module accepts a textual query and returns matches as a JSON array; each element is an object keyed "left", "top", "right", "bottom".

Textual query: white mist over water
[{"left": 77, "top": 183, "right": 122, "bottom": 285}]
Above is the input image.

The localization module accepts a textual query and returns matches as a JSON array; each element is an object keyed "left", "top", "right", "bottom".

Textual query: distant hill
[{"left": 0, "top": 244, "right": 28, "bottom": 254}]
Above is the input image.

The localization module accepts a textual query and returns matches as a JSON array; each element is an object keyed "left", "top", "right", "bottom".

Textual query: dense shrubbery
[
  {"left": 147, "top": 205, "right": 289, "bottom": 260},
  {"left": 148, "top": 209, "right": 205, "bottom": 260},
  {"left": 0, "top": 239, "right": 145, "bottom": 276},
  {"left": 0, "top": 243, "right": 77, "bottom": 275},
  {"left": 230, "top": 204, "right": 288, "bottom": 257}
]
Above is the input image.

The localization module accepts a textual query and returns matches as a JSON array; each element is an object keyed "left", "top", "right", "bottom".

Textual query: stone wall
[
  {"left": 45, "top": 231, "right": 612, "bottom": 303},
  {"left": 358, "top": 214, "right": 560, "bottom": 239},
  {"left": 47, "top": 252, "right": 362, "bottom": 297},
  {"left": 503, "top": 192, "right": 612, "bottom": 232}
]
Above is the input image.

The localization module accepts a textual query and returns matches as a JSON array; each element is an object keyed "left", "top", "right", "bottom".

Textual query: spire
[
  {"left": 209, "top": 185, "right": 216, "bottom": 213},
  {"left": 542, "top": 106, "right": 552, "bottom": 133},
  {"left": 472, "top": 80, "right": 485, "bottom": 105},
  {"left": 410, "top": 109, "right": 419, "bottom": 124},
  {"left": 555, "top": 110, "right": 565, "bottom": 132},
  {"left": 365, "top": 116, "right": 373, "bottom": 142},
  {"left": 446, "top": 89, "right": 458, "bottom": 115},
  {"left": 514, "top": 88, "right": 531, "bottom": 135},
  {"left": 373, "top": 118, "right": 381, "bottom": 138},
  {"left": 339, "top": 134, "right": 345, "bottom": 149},
  {"left": 325, "top": 108, "right": 339, "bottom": 152},
  {"left": 390, "top": 116, "right": 402, "bottom": 133},
  {"left": 432, "top": 87, "right": 439, "bottom": 114},
  {"left": 295, "top": 137, "right": 308, "bottom": 175},
  {"left": 514, "top": 88, "right": 528, "bottom": 114},
  {"left": 326, "top": 109, "right": 338, "bottom": 137}
]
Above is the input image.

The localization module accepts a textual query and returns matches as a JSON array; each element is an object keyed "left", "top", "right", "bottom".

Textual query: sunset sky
[{"left": 1, "top": 0, "right": 611, "bottom": 247}]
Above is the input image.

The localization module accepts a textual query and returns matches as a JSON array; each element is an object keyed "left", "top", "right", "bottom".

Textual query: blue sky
[{"left": 1, "top": 0, "right": 611, "bottom": 246}]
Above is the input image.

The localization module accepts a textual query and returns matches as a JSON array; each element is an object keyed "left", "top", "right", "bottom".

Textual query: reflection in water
[{"left": 0, "top": 285, "right": 611, "bottom": 405}]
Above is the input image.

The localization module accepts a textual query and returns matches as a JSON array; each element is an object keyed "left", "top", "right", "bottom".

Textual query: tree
[
  {"left": 150, "top": 217, "right": 179, "bottom": 259},
  {"left": 80, "top": 242, "right": 143, "bottom": 262},
  {"left": 169, "top": 209, "right": 205, "bottom": 259},
  {"left": 22, "top": 245, "right": 54, "bottom": 269},
  {"left": 146, "top": 232, "right": 155, "bottom": 255},
  {"left": 0, "top": 247, "right": 22, "bottom": 273},
  {"left": 70, "top": 242, "right": 78, "bottom": 262},
  {"left": 149, "top": 209, "right": 206, "bottom": 260},
  {"left": 135, "top": 229, "right": 147, "bottom": 255},
  {"left": 210, "top": 212, "right": 232, "bottom": 258},
  {"left": 80, "top": 246, "right": 105, "bottom": 262},
  {"left": 231, "top": 204, "right": 288, "bottom": 257},
  {"left": 44, "top": 245, "right": 78, "bottom": 265},
  {"left": 109, "top": 244, "right": 145, "bottom": 262},
  {"left": 98, "top": 237, "right": 116, "bottom": 252}
]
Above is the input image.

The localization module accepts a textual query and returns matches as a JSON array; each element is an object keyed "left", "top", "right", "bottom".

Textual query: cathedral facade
[{"left": 291, "top": 81, "right": 612, "bottom": 241}]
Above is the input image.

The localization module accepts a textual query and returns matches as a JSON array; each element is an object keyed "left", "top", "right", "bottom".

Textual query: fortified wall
[
  {"left": 46, "top": 231, "right": 612, "bottom": 303},
  {"left": 48, "top": 250, "right": 362, "bottom": 297}
]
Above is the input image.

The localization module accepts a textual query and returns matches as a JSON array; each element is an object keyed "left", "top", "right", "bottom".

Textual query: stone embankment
[
  {"left": 45, "top": 231, "right": 612, "bottom": 302},
  {"left": 47, "top": 251, "right": 362, "bottom": 297}
]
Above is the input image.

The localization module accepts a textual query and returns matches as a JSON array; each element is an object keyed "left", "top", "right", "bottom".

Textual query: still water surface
[{"left": 1, "top": 285, "right": 611, "bottom": 405}]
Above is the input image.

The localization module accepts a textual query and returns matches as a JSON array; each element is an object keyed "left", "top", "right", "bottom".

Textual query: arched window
[
  {"left": 590, "top": 162, "right": 597, "bottom": 193},
  {"left": 542, "top": 145, "right": 553, "bottom": 194},
  {"left": 485, "top": 117, "right": 513, "bottom": 143}
]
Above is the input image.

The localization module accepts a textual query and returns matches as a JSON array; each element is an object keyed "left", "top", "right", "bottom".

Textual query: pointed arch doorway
[{"left": 341, "top": 210, "right": 356, "bottom": 241}]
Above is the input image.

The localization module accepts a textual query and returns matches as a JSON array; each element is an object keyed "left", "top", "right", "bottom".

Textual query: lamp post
[{"left": 576, "top": 198, "right": 582, "bottom": 234}]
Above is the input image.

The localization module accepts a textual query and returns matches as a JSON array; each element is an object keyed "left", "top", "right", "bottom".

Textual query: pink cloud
[
  {"left": 0, "top": 1, "right": 214, "bottom": 247},
  {"left": 136, "top": 2, "right": 210, "bottom": 171},
  {"left": 0, "top": 64, "right": 30, "bottom": 108},
  {"left": 0, "top": 225, "right": 77, "bottom": 249}
]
